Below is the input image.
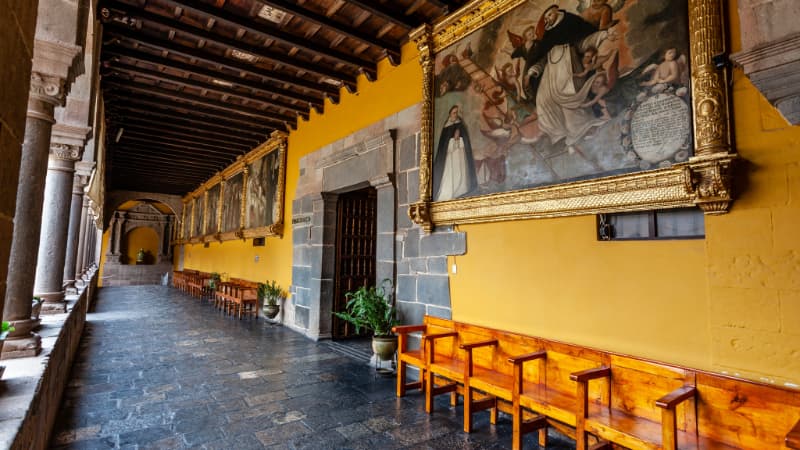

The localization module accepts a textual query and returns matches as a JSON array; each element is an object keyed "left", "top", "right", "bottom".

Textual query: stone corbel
[
  {"left": 731, "top": 32, "right": 800, "bottom": 125},
  {"left": 409, "top": 202, "right": 433, "bottom": 233}
]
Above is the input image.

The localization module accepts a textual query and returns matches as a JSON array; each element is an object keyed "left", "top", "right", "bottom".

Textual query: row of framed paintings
[{"left": 177, "top": 131, "right": 287, "bottom": 243}]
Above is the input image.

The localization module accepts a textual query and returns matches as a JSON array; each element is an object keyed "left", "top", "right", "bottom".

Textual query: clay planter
[
  {"left": 263, "top": 303, "right": 280, "bottom": 319},
  {"left": 372, "top": 335, "right": 398, "bottom": 361}
]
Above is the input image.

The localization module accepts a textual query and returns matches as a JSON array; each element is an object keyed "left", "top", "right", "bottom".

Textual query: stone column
[
  {"left": 63, "top": 162, "right": 93, "bottom": 291},
  {"left": 33, "top": 129, "right": 86, "bottom": 314},
  {"left": 2, "top": 40, "right": 81, "bottom": 359},
  {"left": 74, "top": 196, "right": 90, "bottom": 284}
]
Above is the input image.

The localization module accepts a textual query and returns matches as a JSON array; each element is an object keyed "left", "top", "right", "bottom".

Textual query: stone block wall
[
  {"left": 101, "top": 261, "right": 172, "bottom": 286},
  {"left": 288, "top": 104, "right": 467, "bottom": 340},
  {"left": 5, "top": 269, "right": 96, "bottom": 450},
  {"left": 0, "top": 1, "right": 39, "bottom": 319}
]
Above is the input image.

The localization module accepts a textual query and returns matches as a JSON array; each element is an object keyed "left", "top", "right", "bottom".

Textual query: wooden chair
[{"left": 393, "top": 316, "right": 456, "bottom": 398}]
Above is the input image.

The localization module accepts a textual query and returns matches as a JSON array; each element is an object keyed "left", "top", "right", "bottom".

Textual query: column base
[
  {"left": 41, "top": 301, "right": 67, "bottom": 315},
  {"left": 2, "top": 319, "right": 43, "bottom": 359},
  {"left": 65, "top": 281, "right": 78, "bottom": 295}
]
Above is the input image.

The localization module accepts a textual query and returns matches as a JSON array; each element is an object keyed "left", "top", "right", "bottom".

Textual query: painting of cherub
[{"left": 431, "top": 0, "right": 692, "bottom": 202}]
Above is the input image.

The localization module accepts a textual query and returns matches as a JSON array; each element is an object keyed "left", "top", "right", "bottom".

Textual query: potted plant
[
  {"left": 258, "top": 280, "right": 285, "bottom": 319},
  {"left": 208, "top": 272, "right": 222, "bottom": 290},
  {"left": 333, "top": 279, "right": 399, "bottom": 361}
]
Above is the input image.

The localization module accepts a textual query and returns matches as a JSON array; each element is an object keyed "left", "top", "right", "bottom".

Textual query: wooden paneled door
[{"left": 332, "top": 187, "right": 377, "bottom": 339}]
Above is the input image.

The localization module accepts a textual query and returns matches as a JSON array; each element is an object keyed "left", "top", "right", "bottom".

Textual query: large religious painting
[
  {"left": 192, "top": 196, "right": 204, "bottom": 238},
  {"left": 410, "top": 0, "right": 736, "bottom": 231},
  {"left": 245, "top": 146, "right": 283, "bottom": 233},
  {"left": 222, "top": 172, "right": 243, "bottom": 233},
  {"left": 205, "top": 183, "right": 220, "bottom": 236},
  {"left": 181, "top": 202, "right": 190, "bottom": 241}
]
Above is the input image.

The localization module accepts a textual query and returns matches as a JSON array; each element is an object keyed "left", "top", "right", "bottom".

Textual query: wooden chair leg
[
  {"left": 425, "top": 373, "right": 435, "bottom": 413},
  {"left": 539, "top": 427, "right": 548, "bottom": 447},
  {"left": 450, "top": 390, "right": 458, "bottom": 406},
  {"left": 512, "top": 400, "right": 522, "bottom": 450},
  {"left": 397, "top": 360, "right": 406, "bottom": 397},
  {"left": 490, "top": 402, "right": 498, "bottom": 425},
  {"left": 464, "top": 386, "right": 473, "bottom": 433}
]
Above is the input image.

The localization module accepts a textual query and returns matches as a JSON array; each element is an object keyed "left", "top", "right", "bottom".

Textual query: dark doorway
[{"left": 332, "top": 187, "right": 377, "bottom": 339}]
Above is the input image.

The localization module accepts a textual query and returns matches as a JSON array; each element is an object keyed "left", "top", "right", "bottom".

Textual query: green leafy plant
[
  {"left": 333, "top": 279, "right": 397, "bottom": 336},
  {"left": 257, "top": 280, "right": 285, "bottom": 306},
  {"left": 208, "top": 272, "right": 222, "bottom": 290},
  {"left": 1, "top": 321, "right": 15, "bottom": 340}
]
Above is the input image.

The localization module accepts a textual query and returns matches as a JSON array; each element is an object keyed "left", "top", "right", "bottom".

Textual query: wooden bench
[
  {"left": 395, "top": 316, "right": 800, "bottom": 449},
  {"left": 214, "top": 280, "right": 258, "bottom": 319},
  {"left": 392, "top": 316, "right": 456, "bottom": 399}
]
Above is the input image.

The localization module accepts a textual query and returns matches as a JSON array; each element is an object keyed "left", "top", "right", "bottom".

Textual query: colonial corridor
[{"left": 49, "top": 286, "right": 572, "bottom": 449}]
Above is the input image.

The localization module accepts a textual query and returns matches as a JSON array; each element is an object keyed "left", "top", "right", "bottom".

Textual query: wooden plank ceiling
[{"left": 99, "top": 0, "right": 466, "bottom": 195}]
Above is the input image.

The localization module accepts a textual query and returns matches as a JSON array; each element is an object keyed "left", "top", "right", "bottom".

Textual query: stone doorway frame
[{"left": 290, "top": 131, "right": 396, "bottom": 340}]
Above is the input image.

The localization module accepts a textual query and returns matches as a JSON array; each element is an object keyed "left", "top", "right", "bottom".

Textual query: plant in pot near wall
[
  {"left": 258, "top": 280, "right": 285, "bottom": 319},
  {"left": 333, "top": 279, "right": 399, "bottom": 362}
]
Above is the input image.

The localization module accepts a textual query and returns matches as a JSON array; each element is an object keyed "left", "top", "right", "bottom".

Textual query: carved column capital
[
  {"left": 29, "top": 71, "right": 67, "bottom": 105},
  {"left": 49, "top": 143, "right": 83, "bottom": 161}
]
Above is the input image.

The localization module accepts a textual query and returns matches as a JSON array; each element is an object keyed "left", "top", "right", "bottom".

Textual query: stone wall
[
  {"left": 101, "top": 261, "right": 172, "bottom": 286},
  {"left": 0, "top": 2, "right": 39, "bottom": 321},
  {"left": 288, "top": 104, "right": 466, "bottom": 340},
  {"left": 1, "top": 268, "right": 97, "bottom": 450}
]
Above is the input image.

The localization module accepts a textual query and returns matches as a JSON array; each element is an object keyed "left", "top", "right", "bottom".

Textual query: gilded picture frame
[
  {"left": 409, "top": 0, "right": 736, "bottom": 232},
  {"left": 177, "top": 131, "right": 287, "bottom": 244}
]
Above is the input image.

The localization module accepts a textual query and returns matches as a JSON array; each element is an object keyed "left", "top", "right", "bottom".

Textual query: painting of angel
[
  {"left": 222, "top": 173, "right": 243, "bottom": 232},
  {"left": 431, "top": 0, "right": 692, "bottom": 201}
]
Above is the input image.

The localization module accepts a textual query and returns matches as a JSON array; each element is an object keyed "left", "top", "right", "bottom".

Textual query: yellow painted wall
[
  {"left": 125, "top": 226, "right": 159, "bottom": 264},
  {"left": 181, "top": 42, "right": 423, "bottom": 289},
  {"left": 174, "top": 1, "right": 800, "bottom": 386}
]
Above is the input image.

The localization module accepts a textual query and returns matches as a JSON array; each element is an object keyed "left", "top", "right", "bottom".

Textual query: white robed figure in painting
[
  {"left": 528, "top": 5, "right": 615, "bottom": 146},
  {"left": 433, "top": 105, "right": 478, "bottom": 201}
]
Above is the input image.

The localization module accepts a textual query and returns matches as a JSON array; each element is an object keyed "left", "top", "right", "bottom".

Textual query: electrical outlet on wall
[{"left": 254, "top": 255, "right": 259, "bottom": 262}]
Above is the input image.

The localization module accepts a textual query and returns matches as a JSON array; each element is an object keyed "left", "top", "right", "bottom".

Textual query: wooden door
[{"left": 332, "top": 187, "right": 377, "bottom": 339}]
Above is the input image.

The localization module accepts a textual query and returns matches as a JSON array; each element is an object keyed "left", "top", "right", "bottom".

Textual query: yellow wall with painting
[
  {"left": 451, "top": 0, "right": 800, "bottom": 385},
  {"left": 175, "top": 0, "right": 799, "bottom": 385},
  {"left": 180, "top": 42, "right": 423, "bottom": 291}
]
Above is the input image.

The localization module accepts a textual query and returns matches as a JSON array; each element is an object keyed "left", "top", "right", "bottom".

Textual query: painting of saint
[
  {"left": 222, "top": 173, "right": 243, "bottom": 232},
  {"left": 182, "top": 204, "right": 191, "bottom": 240},
  {"left": 192, "top": 198, "right": 204, "bottom": 237},
  {"left": 246, "top": 151, "right": 280, "bottom": 229},
  {"left": 431, "top": 0, "right": 692, "bottom": 201},
  {"left": 206, "top": 184, "right": 220, "bottom": 235}
]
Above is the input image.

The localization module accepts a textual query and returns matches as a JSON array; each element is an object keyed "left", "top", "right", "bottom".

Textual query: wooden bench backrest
[
  {"left": 545, "top": 340, "right": 609, "bottom": 405},
  {"left": 696, "top": 372, "right": 800, "bottom": 448},
  {"left": 608, "top": 355, "right": 696, "bottom": 431},
  {"left": 422, "top": 317, "right": 490, "bottom": 363}
]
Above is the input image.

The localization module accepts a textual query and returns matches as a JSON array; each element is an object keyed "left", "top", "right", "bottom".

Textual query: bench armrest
[
  {"left": 570, "top": 366, "right": 611, "bottom": 383},
  {"left": 655, "top": 385, "right": 696, "bottom": 410},
  {"left": 787, "top": 419, "right": 800, "bottom": 449},
  {"left": 423, "top": 331, "right": 457, "bottom": 341},
  {"left": 508, "top": 350, "right": 547, "bottom": 365},
  {"left": 459, "top": 339, "right": 498, "bottom": 350},
  {"left": 393, "top": 324, "right": 426, "bottom": 334}
]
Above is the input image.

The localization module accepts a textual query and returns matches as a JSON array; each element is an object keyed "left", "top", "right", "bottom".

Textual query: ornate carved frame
[
  {"left": 409, "top": 0, "right": 737, "bottom": 232},
  {"left": 177, "top": 131, "right": 288, "bottom": 244}
]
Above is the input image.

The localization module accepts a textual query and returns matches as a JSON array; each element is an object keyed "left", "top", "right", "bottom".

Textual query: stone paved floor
[{"left": 50, "top": 286, "right": 575, "bottom": 449}]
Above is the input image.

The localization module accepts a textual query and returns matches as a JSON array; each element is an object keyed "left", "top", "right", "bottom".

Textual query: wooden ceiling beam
[
  {"left": 104, "top": 25, "right": 340, "bottom": 101},
  {"left": 111, "top": 151, "right": 223, "bottom": 171},
  {"left": 122, "top": 129, "right": 248, "bottom": 153},
  {"left": 113, "top": 142, "right": 238, "bottom": 162},
  {"left": 104, "top": 59, "right": 310, "bottom": 119},
  {"left": 104, "top": 77, "right": 293, "bottom": 125},
  {"left": 104, "top": 46, "right": 323, "bottom": 110},
  {"left": 119, "top": 125, "right": 253, "bottom": 152},
  {"left": 252, "top": 0, "right": 401, "bottom": 64},
  {"left": 110, "top": 161, "right": 217, "bottom": 180},
  {"left": 110, "top": 173, "right": 204, "bottom": 191},
  {"left": 115, "top": 116, "right": 259, "bottom": 147},
  {"left": 344, "top": 1, "right": 416, "bottom": 30},
  {"left": 102, "top": 3, "right": 359, "bottom": 89},
  {"left": 119, "top": 135, "right": 244, "bottom": 158},
  {"left": 164, "top": 0, "right": 378, "bottom": 78},
  {"left": 106, "top": 101, "right": 268, "bottom": 139}
]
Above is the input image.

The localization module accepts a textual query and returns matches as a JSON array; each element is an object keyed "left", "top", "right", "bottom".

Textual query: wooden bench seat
[{"left": 396, "top": 316, "right": 800, "bottom": 450}]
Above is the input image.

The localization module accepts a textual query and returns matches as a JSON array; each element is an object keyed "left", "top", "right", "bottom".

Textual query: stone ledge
[{"left": 0, "top": 268, "right": 96, "bottom": 450}]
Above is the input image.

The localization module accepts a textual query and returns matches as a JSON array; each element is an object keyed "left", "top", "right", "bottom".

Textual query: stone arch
[{"left": 104, "top": 190, "right": 182, "bottom": 229}]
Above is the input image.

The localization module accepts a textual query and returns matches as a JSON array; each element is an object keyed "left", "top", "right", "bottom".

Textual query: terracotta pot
[
  {"left": 263, "top": 304, "right": 280, "bottom": 319},
  {"left": 372, "top": 335, "right": 398, "bottom": 361}
]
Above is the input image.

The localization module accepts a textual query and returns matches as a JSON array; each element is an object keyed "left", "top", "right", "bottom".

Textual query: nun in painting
[{"left": 433, "top": 105, "right": 478, "bottom": 201}]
